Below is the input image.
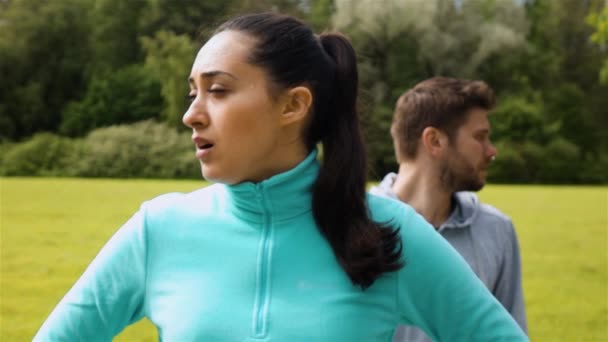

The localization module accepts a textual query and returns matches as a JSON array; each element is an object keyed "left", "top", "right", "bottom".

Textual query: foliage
[
  {"left": 0, "top": 141, "right": 16, "bottom": 174},
  {"left": 60, "top": 65, "right": 164, "bottom": 137},
  {"left": 141, "top": 31, "right": 196, "bottom": 128},
  {"left": 587, "top": 5, "right": 608, "bottom": 84},
  {"left": 74, "top": 120, "right": 199, "bottom": 179},
  {"left": 306, "top": 0, "right": 335, "bottom": 31},
  {"left": 0, "top": 0, "right": 93, "bottom": 140},
  {"left": 334, "top": 0, "right": 528, "bottom": 81},
  {"left": 140, "top": 0, "right": 234, "bottom": 40},
  {"left": 0, "top": 0, "right": 606, "bottom": 183},
  {"left": 540, "top": 137, "right": 582, "bottom": 183},
  {"left": 490, "top": 96, "right": 551, "bottom": 144},
  {"left": 489, "top": 136, "right": 607, "bottom": 184},
  {"left": 363, "top": 104, "right": 398, "bottom": 178},
  {"left": 528, "top": 0, "right": 608, "bottom": 158},
  {"left": 0, "top": 121, "right": 200, "bottom": 179},
  {"left": 0, "top": 133, "right": 81, "bottom": 176},
  {"left": 227, "top": 0, "right": 307, "bottom": 19},
  {"left": 88, "top": 0, "right": 148, "bottom": 73},
  {"left": 579, "top": 150, "right": 608, "bottom": 183},
  {"left": 486, "top": 142, "right": 528, "bottom": 183}
]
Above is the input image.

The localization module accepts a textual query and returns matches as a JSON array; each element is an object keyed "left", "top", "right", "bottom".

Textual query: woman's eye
[
  {"left": 207, "top": 88, "right": 227, "bottom": 94},
  {"left": 185, "top": 94, "right": 196, "bottom": 103}
]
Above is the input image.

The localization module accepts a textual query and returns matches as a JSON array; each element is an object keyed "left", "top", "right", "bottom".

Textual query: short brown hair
[{"left": 391, "top": 77, "right": 496, "bottom": 159}]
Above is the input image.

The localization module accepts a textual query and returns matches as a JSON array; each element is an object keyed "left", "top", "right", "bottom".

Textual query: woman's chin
[{"left": 201, "top": 166, "right": 232, "bottom": 185}]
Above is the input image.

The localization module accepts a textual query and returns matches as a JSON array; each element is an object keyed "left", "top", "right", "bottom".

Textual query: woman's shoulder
[
  {"left": 141, "top": 184, "right": 227, "bottom": 219},
  {"left": 366, "top": 192, "right": 444, "bottom": 256},
  {"left": 366, "top": 192, "right": 418, "bottom": 226}
]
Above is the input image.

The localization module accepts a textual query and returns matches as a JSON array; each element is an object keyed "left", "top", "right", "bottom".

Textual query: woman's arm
[
  {"left": 397, "top": 209, "right": 528, "bottom": 342},
  {"left": 34, "top": 208, "right": 148, "bottom": 341}
]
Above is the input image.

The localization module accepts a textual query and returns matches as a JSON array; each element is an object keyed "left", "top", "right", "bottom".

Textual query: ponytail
[
  {"left": 311, "top": 33, "right": 403, "bottom": 289},
  {"left": 217, "top": 13, "right": 403, "bottom": 289}
]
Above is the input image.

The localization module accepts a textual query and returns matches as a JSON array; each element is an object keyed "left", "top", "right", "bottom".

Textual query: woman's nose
[{"left": 182, "top": 96, "right": 209, "bottom": 129}]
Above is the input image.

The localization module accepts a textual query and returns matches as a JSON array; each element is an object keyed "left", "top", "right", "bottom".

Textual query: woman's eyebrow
[{"left": 188, "top": 70, "right": 238, "bottom": 84}]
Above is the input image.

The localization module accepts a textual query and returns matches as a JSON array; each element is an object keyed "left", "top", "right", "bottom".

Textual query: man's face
[{"left": 439, "top": 108, "right": 497, "bottom": 192}]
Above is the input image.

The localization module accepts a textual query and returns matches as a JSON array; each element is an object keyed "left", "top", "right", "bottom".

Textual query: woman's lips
[
  {"left": 196, "top": 146, "right": 213, "bottom": 159},
  {"left": 193, "top": 137, "right": 214, "bottom": 159}
]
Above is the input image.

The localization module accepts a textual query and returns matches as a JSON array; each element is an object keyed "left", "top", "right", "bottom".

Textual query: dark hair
[
  {"left": 392, "top": 77, "right": 496, "bottom": 159},
  {"left": 216, "top": 13, "right": 402, "bottom": 289}
]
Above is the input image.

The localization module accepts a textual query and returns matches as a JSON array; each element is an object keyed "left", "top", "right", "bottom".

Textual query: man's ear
[
  {"left": 280, "top": 86, "right": 312, "bottom": 126},
  {"left": 421, "top": 127, "right": 449, "bottom": 157}
]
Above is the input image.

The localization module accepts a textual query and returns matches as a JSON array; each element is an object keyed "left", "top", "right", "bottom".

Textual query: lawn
[{"left": 1, "top": 178, "right": 606, "bottom": 341}]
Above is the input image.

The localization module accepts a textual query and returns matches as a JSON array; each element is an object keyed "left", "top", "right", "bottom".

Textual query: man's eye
[{"left": 185, "top": 94, "right": 196, "bottom": 102}]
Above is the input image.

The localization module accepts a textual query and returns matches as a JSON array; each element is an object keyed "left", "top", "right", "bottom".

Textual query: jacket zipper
[{"left": 252, "top": 183, "right": 273, "bottom": 338}]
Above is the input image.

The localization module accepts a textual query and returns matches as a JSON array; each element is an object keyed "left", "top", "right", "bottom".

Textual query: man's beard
[{"left": 439, "top": 151, "right": 485, "bottom": 193}]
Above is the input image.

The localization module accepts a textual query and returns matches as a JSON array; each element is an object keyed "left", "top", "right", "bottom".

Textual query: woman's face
[{"left": 183, "top": 30, "right": 291, "bottom": 184}]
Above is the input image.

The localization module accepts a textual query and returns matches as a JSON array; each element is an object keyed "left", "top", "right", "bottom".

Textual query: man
[{"left": 370, "top": 77, "right": 527, "bottom": 341}]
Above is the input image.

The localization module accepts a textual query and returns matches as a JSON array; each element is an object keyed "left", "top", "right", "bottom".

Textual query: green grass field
[{"left": 1, "top": 177, "right": 606, "bottom": 341}]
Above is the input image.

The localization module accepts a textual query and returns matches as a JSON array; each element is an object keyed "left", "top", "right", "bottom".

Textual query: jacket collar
[{"left": 224, "top": 150, "right": 318, "bottom": 224}]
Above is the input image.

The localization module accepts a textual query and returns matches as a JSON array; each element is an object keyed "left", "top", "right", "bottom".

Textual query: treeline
[{"left": 0, "top": 0, "right": 606, "bottom": 183}]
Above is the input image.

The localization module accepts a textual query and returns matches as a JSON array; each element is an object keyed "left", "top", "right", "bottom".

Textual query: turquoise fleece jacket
[
  {"left": 370, "top": 173, "right": 527, "bottom": 342},
  {"left": 34, "top": 152, "right": 527, "bottom": 341}
]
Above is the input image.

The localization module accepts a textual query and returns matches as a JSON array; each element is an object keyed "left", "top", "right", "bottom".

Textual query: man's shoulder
[
  {"left": 451, "top": 191, "right": 514, "bottom": 235},
  {"left": 477, "top": 202, "right": 513, "bottom": 225},
  {"left": 468, "top": 201, "right": 518, "bottom": 243},
  {"left": 368, "top": 173, "right": 399, "bottom": 200}
]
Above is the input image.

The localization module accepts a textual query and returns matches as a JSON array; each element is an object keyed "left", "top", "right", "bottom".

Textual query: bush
[
  {"left": 366, "top": 104, "right": 398, "bottom": 178},
  {"left": 0, "top": 121, "right": 201, "bottom": 179},
  {"left": 538, "top": 137, "right": 581, "bottom": 183},
  {"left": 490, "top": 138, "right": 586, "bottom": 184},
  {"left": 0, "top": 133, "right": 80, "bottom": 176},
  {"left": 488, "top": 141, "right": 528, "bottom": 183},
  {"left": 519, "top": 141, "right": 545, "bottom": 182},
  {"left": 74, "top": 120, "right": 200, "bottom": 179},
  {"left": 0, "top": 141, "right": 16, "bottom": 174},
  {"left": 490, "top": 96, "right": 553, "bottom": 144},
  {"left": 60, "top": 64, "right": 164, "bottom": 137},
  {"left": 579, "top": 151, "right": 608, "bottom": 184}
]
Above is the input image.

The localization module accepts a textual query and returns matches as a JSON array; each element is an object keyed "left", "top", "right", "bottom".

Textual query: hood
[
  {"left": 369, "top": 172, "right": 400, "bottom": 201},
  {"left": 369, "top": 173, "right": 481, "bottom": 230},
  {"left": 444, "top": 191, "right": 480, "bottom": 230}
]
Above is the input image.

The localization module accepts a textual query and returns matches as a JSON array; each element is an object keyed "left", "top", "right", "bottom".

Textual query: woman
[{"left": 35, "top": 13, "right": 527, "bottom": 341}]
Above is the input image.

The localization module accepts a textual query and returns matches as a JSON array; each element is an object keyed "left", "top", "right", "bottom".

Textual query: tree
[
  {"left": 60, "top": 65, "right": 164, "bottom": 136},
  {"left": 140, "top": 0, "right": 234, "bottom": 40},
  {"left": 0, "top": 0, "right": 94, "bottom": 140},
  {"left": 88, "top": 0, "right": 149, "bottom": 73},
  {"left": 587, "top": 3, "right": 608, "bottom": 84},
  {"left": 334, "top": 0, "right": 528, "bottom": 81},
  {"left": 228, "top": 0, "right": 306, "bottom": 18},
  {"left": 306, "top": 0, "right": 335, "bottom": 32},
  {"left": 528, "top": 0, "right": 608, "bottom": 157},
  {"left": 141, "top": 31, "right": 196, "bottom": 128}
]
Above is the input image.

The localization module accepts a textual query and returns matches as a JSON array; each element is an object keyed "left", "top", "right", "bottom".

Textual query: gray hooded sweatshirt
[{"left": 370, "top": 173, "right": 527, "bottom": 342}]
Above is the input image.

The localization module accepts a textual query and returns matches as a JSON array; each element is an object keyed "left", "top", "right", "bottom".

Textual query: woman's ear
[
  {"left": 280, "top": 86, "right": 312, "bottom": 126},
  {"left": 421, "top": 127, "right": 449, "bottom": 157}
]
